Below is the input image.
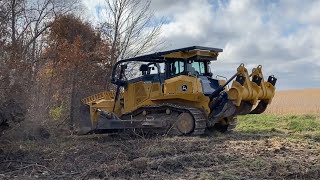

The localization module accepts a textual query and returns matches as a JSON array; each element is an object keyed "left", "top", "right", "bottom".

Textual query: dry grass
[
  {"left": 265, "top": 88, "right": 320, "bottom": 115},
  {"left": 1, "top": 126, "right": 320, "bottom": 180}
]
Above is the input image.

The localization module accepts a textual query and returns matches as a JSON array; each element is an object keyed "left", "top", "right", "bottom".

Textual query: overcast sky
[{"left": 83, "top": 0, "right": 320, "bottom": 90}]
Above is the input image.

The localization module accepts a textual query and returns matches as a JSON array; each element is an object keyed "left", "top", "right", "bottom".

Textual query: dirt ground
[{"left": 1, "top": 127, "right": 320, "bottom": 180}]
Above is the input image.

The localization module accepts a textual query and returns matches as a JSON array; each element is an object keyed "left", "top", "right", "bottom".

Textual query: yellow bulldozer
[{"left": 80, "top": 46, "right": 277, "bottom": 135}]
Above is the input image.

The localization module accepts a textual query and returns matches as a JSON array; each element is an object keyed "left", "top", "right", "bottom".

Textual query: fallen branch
[{"left": 4, "top": 162, "right": 55, "bottom": 175}]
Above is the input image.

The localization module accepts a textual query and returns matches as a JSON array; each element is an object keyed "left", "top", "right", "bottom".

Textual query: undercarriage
[{"left": 81, "top": 103, "right": 239, "bottom": 136}]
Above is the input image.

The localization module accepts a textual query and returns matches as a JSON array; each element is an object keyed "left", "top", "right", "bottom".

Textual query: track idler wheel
[{"left": 175, "top": 113, "right": 195, "bottom": 135}]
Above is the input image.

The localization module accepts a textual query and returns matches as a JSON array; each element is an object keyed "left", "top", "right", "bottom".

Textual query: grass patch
[
  {"left": 285, "top": 115, "right": 320, "bottom": 131},
  {"left": 237, "top": 114, "right": 284, "bottom": 132},
  {"left": 237, "top": 114, "right": 320, "bottom": 139}
]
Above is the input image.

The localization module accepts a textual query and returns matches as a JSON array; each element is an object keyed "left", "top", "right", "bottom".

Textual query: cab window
[
  {"left": 191, "top": 61, "right": 206, "bottom": 75},
  {"left": 169, "top": 61, "right": 185, "bottom": 76}
]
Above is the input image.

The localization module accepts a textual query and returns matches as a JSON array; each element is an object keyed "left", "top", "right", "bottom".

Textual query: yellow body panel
[{"left": 121, "top": 75, "right": 211, "bottom": 115}]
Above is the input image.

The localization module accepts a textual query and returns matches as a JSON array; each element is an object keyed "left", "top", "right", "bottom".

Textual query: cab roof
[{"left": 123, "top": 46, "right": 223, "bottom": 62}]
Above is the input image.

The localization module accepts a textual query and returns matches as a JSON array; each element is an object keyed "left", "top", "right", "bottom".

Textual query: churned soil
[{"left": 1, "top": 129, "right": 320, "bottom": 180}]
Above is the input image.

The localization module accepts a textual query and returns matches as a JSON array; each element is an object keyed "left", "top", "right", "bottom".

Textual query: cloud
[
  {"left": 83, "top": 0, "right": 320, "bottom": 90},
  {"left": 82, "top": 0, "right": 105, "bottom": 22},
  {"left": 148, "top": 0, "right": 320, "bottom": 90}
]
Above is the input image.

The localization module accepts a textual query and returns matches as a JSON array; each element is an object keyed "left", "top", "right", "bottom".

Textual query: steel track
[{"left": 121, "top": 103, "right": 208, "bottom": 135}]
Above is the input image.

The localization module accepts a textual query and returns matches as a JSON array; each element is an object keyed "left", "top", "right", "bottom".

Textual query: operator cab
[
  {"left": 137, "top": 59, "right": 212, "bottom": 82},
  {"left": 112, "top": 46, "right": 223, "bottom": 95},
  {"left": 166, "top": 60, "right": 212, "bottom": 78},
  {"left": 164, "top": 59, "right": 219, "bottom": 95},
  {"left": 126, "top": 63, "right": 164, "bottom": 84},
  {"left": 137, "top": 59, "right": 220, "bottom": 96}
]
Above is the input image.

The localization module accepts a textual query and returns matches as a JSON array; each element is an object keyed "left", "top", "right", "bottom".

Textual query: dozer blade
[
  {"left": 250, "top": 100, "right": 268, "bottom": 114},
  {"left": 80, "top": 107, "right": 166, "bottom": 134}
]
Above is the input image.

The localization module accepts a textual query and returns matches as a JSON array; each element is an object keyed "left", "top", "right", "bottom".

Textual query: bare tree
[
  {"left": 40, "top": 14, "right": 111, "bottom": 129},
  {"left": 21, "top": 0, "right": 81, "bottom": 64},
  {"left": 98, "top": 0, "right": 163, "bottom": 87},
  {"left": 105, "top": 0, "right": 163, "bottom": 59},
  {"left": 0, "top": 1, "right": 10, "bottom": 94},
  {"left": 0, "top": 0, "right": 82, "bottom": 130},
  {"left": 0, "top": 0, "right": 81, "bottom": 88},
  {"left": 21, "top": 0, "right": 82, "bottom": 122},
  {"left": 0, "top": 1, "right": 9, "bottom": 56}
]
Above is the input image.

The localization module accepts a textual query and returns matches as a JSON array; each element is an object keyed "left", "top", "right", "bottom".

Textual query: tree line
[{"left": 0, "top": 0, "right": 162, "bottom": 130}]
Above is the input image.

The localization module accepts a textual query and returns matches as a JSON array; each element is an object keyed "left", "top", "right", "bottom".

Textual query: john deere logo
[{"left": 182, "top": 85, "right": 188, "bottom": 91}]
